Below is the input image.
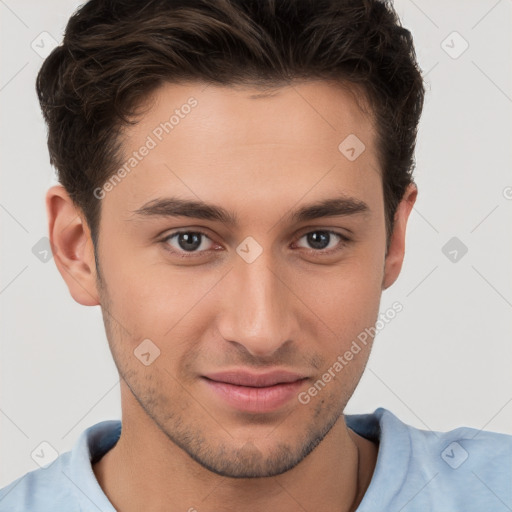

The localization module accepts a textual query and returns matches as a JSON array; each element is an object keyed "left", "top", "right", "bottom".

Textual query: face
[{"left": 51, "top": 80, "right": 415, "bottom": 478}]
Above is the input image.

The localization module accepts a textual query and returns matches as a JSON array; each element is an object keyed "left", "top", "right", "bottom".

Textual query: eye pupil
[
  {"left": 178, "top": 232, "right": 202, "bottom": 251},
  {"left": 307, "top": 231, "right": 330, "bottom": 250},
  {"left": 168, "top": 230, "right": 341, "bottom": 257}
]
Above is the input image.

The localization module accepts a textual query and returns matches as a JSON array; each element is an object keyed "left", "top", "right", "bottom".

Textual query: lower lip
[{"left": 202, "top": 378, "right": 306, "bottom": 413}]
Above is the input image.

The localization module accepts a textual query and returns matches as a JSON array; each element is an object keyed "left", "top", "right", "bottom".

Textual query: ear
[
  {"left": 46, "top": 185, "right": 100, "bottom": 306},
  {"left": 382, "top": 183, "right": 418, "bottom": 290}
]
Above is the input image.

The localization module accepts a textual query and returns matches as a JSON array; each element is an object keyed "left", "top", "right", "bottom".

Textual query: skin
[{"left": 47, "top": 80, "right": 417, "bottom": 512}]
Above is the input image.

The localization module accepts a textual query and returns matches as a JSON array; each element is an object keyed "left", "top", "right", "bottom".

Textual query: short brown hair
[{"left": 37, "top": 0, "right": 424, "bottom": 254}]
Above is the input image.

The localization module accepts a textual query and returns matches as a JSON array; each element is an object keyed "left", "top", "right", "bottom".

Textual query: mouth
[{"left": 201, "top": 370, "right": 309, "bottom": 414}]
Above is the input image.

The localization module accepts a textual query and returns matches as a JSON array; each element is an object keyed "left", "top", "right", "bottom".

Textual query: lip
[
  {"left": 204, "top": 370, "right": 307, "bottom": 387},
  {"left": 202, "top": 370, "right": 308, "bottom": 413}
]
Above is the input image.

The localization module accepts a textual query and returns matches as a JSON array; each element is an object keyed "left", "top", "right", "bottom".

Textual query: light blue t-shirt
[{"left": 1, "top": 408, "right": 511, "bottom": 511}]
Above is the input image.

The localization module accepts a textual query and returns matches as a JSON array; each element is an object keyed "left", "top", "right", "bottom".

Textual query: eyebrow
[{"left": 128, "top": 195, "right": 370, "bottom": 225}]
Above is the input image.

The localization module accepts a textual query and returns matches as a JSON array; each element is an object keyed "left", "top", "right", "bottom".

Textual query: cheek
[
  {"left": 99, "top": 245, "right": 224, "bottom": 350},
  {"left": 99, "top": 217, "right": 385, "bottom": 356},
  {"left": 301, "top": 267, "right": 381, "bottom": 402},
  {"left": 298, "top": 254, "right": 383, "bottom": 345}
]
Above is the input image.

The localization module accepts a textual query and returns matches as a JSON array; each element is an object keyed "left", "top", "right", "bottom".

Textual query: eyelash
[{"left": 160, "top": 229, "right": 351, "bottom": 259}]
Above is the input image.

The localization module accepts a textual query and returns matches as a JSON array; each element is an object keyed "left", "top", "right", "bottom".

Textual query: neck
[{"left": 93, "top": 390, "right": 377, "bottom": 512}]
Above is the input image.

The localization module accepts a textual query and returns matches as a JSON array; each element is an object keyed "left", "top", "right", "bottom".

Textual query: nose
[{"left": 216, "top": 249, "right": 297, "bottom": 358}]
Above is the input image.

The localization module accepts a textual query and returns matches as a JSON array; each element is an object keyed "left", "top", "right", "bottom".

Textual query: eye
[
  {"left": 161, "top": 228, "right": 351, "bottom": 259},
  {"left": 162, "top": 230, "right": 218, "bottom": 258},
  {"left": 294, "top": 230, "right": 350, "bottom": 255}
]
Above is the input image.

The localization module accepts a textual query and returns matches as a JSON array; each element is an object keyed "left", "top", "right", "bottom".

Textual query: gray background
[{"left": 1, "top": 0, "right": 511, "bottom": 488}]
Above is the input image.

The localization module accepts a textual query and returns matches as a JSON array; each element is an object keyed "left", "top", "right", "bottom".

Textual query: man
[{"left": 1, "top": 0, "right": 510, "bottom": 511}]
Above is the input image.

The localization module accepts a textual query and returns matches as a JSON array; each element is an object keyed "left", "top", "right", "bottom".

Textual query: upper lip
[{"left": 203, "top": 370, "right": 308, "bottom": 388}]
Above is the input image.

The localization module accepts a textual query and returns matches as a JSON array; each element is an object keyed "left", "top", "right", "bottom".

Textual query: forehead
[
  {"left": 132, "top": 79, "right": 376, "bottom": 150},
  {"left": 103, "top": 80, "right": 381, "bottom": 223}
]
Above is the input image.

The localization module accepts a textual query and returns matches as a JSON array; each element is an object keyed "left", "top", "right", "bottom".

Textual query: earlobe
[
  {"left": 46, "top": 185, "right": 100, "bottom": 306},
  {"left": 382, "top": 183, "right": 418, "bottom": 290}
]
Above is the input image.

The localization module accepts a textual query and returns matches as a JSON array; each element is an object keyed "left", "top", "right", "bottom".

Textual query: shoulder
[
  {"left": 0, "top": 420, "right": 121, "bottom": 512},
  {"left": 348, "top": 408, "right": 512, "bottom": 511},
  {"left": 405, "top": 415, "right": 512, "bottom": 510},
  {"left": 0, "top": 453, "right": 78, "bottom": 512}
]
